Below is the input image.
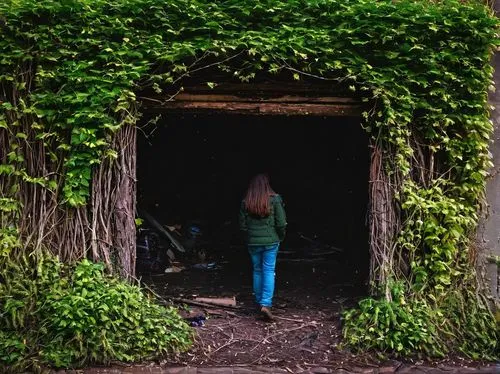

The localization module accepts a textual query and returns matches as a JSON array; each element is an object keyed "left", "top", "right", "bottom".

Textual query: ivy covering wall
[{"left": 0, "top": 0, "right": 498, "bottom": 362}]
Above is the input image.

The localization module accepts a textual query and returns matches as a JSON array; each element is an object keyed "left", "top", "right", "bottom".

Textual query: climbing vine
[{"left": 0, "top": 0, "right": 498, "bottom": 361}]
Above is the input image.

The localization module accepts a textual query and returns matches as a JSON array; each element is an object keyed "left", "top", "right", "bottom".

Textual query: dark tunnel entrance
[{"left": 136, "top": 113, "right": 370, "bottom": 308}]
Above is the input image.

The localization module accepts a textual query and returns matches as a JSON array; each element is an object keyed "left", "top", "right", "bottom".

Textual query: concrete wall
[{"left": 478, "top": 16, "right": 500, "bottom": 299}]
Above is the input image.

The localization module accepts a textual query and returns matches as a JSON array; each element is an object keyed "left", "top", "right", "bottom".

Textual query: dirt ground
[
  {"left": 141, "top": 250, "right": 493, "bottom": 372},
  {"left": 143, "top": 249, "right": 363, "bottom": 368}
]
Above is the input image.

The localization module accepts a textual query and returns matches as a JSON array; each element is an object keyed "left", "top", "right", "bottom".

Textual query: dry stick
[
  {"left": 209, "top": 340, "right": 239, "bottom": 356},
  {"left": 274, "top": 315, "right": 304, "bottom": 323},
  {"left": 171, "top": 50, "right": 246, "bottom": 87},
  {"left": 213, "top": 325, "right": 261, "bottom": 344},
  {"left": 209, "top": 333, "right": 237, "bottom": 356},
  {"left": 250, "top": 322, "right": 318, "bottom": 352},
  {"left": 138, "top": 86, "right": 184, "bottom": 105},
  {"left": 215, "top": 325, "right": 235, "bottom": 340}
]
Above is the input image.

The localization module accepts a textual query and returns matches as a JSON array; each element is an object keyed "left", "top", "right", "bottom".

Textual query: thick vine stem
[
  {"left": 368, "top": 142, "right": 402, "bottom": 299},
  {"left": 91, "top": 120, "right": 137, "bottom": 278}
]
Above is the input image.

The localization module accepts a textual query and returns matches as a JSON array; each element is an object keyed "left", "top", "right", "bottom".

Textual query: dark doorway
[{"left": 137, "top": 113, "right": 370, "bottom": 306}]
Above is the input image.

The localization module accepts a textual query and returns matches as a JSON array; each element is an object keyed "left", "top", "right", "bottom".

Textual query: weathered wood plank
[
  {"left": 144, "top": 101, "right": 362, "bottom": 116},
  {"left": 171, "top": 93, "right": 358, "bottom": 104},
  {"left": 194, "top": 296, "right": 237, "bottom": 307}
]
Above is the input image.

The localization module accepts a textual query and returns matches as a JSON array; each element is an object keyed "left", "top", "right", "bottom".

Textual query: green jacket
[{"left": 239, "top": 194, "right": 287, "bottom": 246}]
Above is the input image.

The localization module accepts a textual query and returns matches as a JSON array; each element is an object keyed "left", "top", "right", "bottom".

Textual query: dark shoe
[{"left": 260, "top": 306, "right": 274, "bottom": 321}]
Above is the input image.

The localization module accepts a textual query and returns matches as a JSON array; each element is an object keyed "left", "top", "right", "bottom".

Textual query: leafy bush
[
  {"left": 0, "top": 330, "right": 27, "bottom": 367},
  {"left": 440, "top": 289, "right": 499, "bottom": 359},
  {"left": 342, "top": 283, "right": 442, "bottom": 357},
  {"left": 0, "top": 253, "right": 192, "bottom": 371},
  {"left": 342, "top": 283, "right": 499, "bottom": 359}
]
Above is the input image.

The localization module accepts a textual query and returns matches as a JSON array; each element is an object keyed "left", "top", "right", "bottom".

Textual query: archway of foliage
[{"left": 0, "top": 0, "right": 498, "bottom": 361}]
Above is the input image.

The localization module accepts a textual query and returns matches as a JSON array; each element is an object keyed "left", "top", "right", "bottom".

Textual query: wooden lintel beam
[
  {"left": 170, "top": 93, "right": 358, "bottom": 104},
  {"left": 143, "top": 101, "right": 362, "bottom": 116}
]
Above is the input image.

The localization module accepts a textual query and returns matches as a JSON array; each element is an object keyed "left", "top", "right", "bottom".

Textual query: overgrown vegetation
[
  {"left": 0, "top": 0, "right": 498, "bottom": 364},
  {"left": 342, "top": 281, "right": 498, "bottom": 358},
  {"left": 0, "top": 252, "right": 192, "bottom": 371}
]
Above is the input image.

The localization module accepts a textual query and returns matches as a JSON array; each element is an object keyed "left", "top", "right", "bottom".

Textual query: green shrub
[
  {"left": 0, "top": 253, "right": 192, "bottom": 371},
  {"left": 0, "top": 330, "right": 27, "bottom": 367},
  {"left": 342, "top": 283, "right": 442, "bottom": 357},
  {"left": 342, "top": 283, "right": 499, "bottom": 359}
]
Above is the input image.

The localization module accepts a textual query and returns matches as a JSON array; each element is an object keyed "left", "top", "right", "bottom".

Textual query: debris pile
[
  {"left": 136, "top": 209, "right": 216, "bottom": 275},
  {"left": 135, "top": 209, "right": 345, "bottom": 275}
]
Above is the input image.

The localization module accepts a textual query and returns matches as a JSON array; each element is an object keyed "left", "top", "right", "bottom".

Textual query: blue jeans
[{"left": 248, "top": 243, "right": 279, "bottom": 307}]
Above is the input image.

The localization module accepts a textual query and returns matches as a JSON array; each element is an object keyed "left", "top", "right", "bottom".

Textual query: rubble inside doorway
[{"left": 135, "top": 209, "right": 346, "bottom": 278}]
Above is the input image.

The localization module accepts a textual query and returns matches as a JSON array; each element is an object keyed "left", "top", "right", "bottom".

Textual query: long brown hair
[{"left": 244, "top": 174, "right": 276, "bottom": 217}]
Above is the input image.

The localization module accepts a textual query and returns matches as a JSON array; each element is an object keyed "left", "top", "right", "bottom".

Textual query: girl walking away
[{"left": 239, "top": 174, "right": 287, "bottom": 321}]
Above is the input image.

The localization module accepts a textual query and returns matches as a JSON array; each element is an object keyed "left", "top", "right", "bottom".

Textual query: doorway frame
[{"left": 134, "top": 82, "right": 396, "bottom": 294}]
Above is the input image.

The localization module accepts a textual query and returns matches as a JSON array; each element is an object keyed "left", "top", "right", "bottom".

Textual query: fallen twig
[
  {"left": 206, "top": 309, "right": 239, "bottom": 318},
  {"left": 250, "top": 322, "right": 318, "bottom": 351},
  {"left": 215, "top": 325, "right": 233, "bottom": 339},
  {"left": 210, "top": 336, "right": 237, "bottom": 355},
  {"left": 274, "top": 315, "right": 304, "bottom": 323}
]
